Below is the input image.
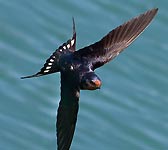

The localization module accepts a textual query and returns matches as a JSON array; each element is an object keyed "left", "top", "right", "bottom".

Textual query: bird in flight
[{"left": 21, "top": 8, "right": 158, "bottom": 150}]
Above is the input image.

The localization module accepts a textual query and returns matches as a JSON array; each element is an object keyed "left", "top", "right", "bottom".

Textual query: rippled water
[{"left": 0, "top": 0, "right": 168, "bottom": 150}]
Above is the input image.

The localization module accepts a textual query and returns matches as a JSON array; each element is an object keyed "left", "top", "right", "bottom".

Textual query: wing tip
[
  {"left": 153, "top": 8, "right": 159, "bottom": 12},
  {"left": 20, "top": 73, "right": 42, "bottom": 79},
  {"left": 147, "top": 8, "right": 159, "bottom": 17},
  {"left": 69, "top": 17, "right": 76, "bottom": 51},
  {"left": 72, "top": 17, "right": 76, "bottom": 35},
  {"left": 72, "top": 17, "right": 76, "bottom": 43}
]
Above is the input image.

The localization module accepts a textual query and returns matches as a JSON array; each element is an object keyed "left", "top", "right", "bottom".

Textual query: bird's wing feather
[
  {"left": 21, "top": 18, "right": 76, "bottom": 79},
  {"left": 74, "top": 8, "right": 158, "bottom": 70},
  {"left": 56, "top": 72, "right": 80, "bottom": 150},
  {"left": 57, "top": 101, "right": 79, "bottom": 150}
]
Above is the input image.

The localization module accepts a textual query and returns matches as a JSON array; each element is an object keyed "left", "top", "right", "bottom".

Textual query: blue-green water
[{"left": 0, "top": 0, "right": 168, "bottom": 150}]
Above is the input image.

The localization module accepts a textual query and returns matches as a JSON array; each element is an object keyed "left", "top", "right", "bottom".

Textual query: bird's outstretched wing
[
  {"left": 57, "top": 101, "right": 79, "bottom": 150},
  {"left": 56, "top": 72, "right": 80, "bottom": 150},
  {"left": 21, "top": 18, "right": 76, "bottom": 79},
  {"left": 74, "top": 8, "right": 158, "bottom": 70}
]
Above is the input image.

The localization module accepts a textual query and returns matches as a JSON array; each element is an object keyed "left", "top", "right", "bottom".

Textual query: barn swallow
[{"left": 21, "top": 8, "right": 158, "bottom": 150}]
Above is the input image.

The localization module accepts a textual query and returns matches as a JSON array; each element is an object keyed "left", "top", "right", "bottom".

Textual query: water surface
[{"left": 0, "top": 0, "right": 168, "bottom": 150}]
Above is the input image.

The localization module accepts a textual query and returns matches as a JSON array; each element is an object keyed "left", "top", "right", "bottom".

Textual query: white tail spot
[
  {"left": 59, "top": 49, "right": 62, "bottom": 52},
  {"left": 44, "top": 70, "right": 49, "bottom": 73},
  {"left": 71, "top": 39, "right": 75, "bottom": 46},
  {"left": 46, "top": 66, "right": 51, "bottom": 69},
  {"left": 48, "top": 63, "right": 52, "bottom": 66},
  {"left": 50, "top": 59, "right": 54, "bottom": 62},
  {"left": 63, "top": 46, "right": 66, "bottom": 49},
  {"left": 67, "top": 44, "right": 70, "bottom": 49},
  {"left": 52, "top": 55, "right": 56, "bottom": 59}
]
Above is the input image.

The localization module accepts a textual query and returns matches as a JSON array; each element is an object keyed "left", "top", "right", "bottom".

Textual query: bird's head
[{"left": 80, "top": 72, "right": 102, "bottom": 90}]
